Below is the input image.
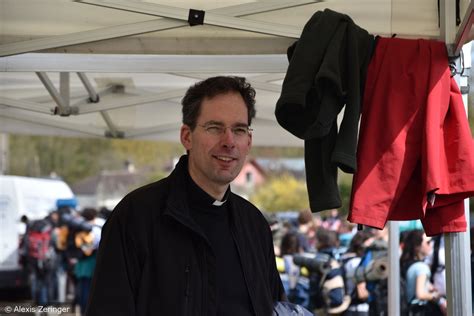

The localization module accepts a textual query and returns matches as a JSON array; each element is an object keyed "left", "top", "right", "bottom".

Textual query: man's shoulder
[
  {"left": 113, "top": 176, "right": 171, "bottom": 217},
  {"left": 230, "top": 193, "right": 267, "bottom": 224},
  {"left": 231, "top": 193, "right": 260, "bottom": 212},
  {"left": 129, "top": 176, "right": 170, "bottom": 199}
]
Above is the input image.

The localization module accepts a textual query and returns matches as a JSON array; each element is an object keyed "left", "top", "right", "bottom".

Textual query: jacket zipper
[
  {"left": 184, "top": 264, "right": 190, "bottom": 315},
  {"left": 230, "top": 228, "right": 257, "bottom": 315},
  {"left": 164, "top": 210, "right": 212, "bottom": 315}
]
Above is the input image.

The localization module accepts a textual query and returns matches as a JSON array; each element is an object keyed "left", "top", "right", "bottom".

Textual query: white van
[{"left": 0, "top": 175, "right": 75, "bottom": 289}]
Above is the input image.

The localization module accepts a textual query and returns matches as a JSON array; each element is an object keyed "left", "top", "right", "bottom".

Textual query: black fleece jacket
[
  {"left": 275, "top": 9, "right": 375, "bottom": 212},
  {"left": 87, "top": 155, "right": 284, "bottom": 316}
]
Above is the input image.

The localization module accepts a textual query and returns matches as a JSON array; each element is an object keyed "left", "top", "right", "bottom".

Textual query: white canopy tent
[
  {"left": 1, "top": 0, "right": 474, "bottom": 315},
  {"left": 1, "top": 0, "right": 472, "bottom": 146}
]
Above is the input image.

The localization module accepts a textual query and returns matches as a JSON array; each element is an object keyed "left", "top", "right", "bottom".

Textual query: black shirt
[{"left": 187, "top": 175, "right": 254, "bottom": 315}]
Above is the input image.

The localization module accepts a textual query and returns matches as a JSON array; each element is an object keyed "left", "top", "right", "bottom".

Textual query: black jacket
[
  {"left": 275, "top": 9, "right": 375, "bottom": 212},
  {"left": 87, "top": 155, "right": 284, "bottom": 315}
]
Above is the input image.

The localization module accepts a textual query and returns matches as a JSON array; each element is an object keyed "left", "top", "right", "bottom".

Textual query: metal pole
[
  {"left": 445, "top": 41, "right": 472, "bottom": 316},
  {"left": 0, "top": 133, "right": 8, "bottom": 175},
  {"left": 36, "top": 72, "right": 68, "bottom": 111},
  {"left": 60, "top": 72, "right": 70, "bottom": 107},
  {"left": 388, "top": 221, "right": 400, "bottom": 316},
  {"left": 77, "top": 72, "right": 100, "bottom": 102}
]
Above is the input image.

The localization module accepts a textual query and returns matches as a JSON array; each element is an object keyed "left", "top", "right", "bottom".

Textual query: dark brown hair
[{"left": 181, "top": 76, "right": 256, "bottom": 130}]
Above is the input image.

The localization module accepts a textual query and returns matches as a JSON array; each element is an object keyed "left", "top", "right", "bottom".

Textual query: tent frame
[{"left": 0, "top": 0, "right": 314, "bottom": 57}]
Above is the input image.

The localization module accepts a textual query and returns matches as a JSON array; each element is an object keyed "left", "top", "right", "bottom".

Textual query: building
[
  {"left": 232, "top": 157, "right": 305, "bottom": 198},
  {"left": 71, "top": 161, "right": 151, "bottom": 209}
]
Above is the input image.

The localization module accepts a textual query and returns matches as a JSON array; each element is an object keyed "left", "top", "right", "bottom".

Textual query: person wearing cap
[{"left": 87, "top": 76, "right": 285, "bottom": 316}]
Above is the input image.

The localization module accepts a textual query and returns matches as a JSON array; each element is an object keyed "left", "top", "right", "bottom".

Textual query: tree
[
  {"left": 109, "top": 139, "right": 183, "bottom": 170},
  {"left": 8, "top": 135, "right": 184, "bottom": 185},
  {"left": 250, "top": 173, "right": 309, "bottom": 212},
  {"left": 8, "top": 135, "right": 112, "bottom": 183}
]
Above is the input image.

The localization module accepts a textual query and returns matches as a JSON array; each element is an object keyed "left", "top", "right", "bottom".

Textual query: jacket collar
[{"left": 163, "top": 155, "right": 237, "bottom": 232}]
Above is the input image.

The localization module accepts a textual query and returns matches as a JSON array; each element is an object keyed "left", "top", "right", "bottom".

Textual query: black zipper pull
[{"left": 184, "top": 265, "right": 190, "bottom": 297}]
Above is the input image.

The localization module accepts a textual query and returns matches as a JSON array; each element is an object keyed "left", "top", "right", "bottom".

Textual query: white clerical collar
[
  {"left": 212, "top": 188, "right": 230, "bottom": 206},
  {"left": 212, "top": 199, "right": 226, "bottom": 206}
]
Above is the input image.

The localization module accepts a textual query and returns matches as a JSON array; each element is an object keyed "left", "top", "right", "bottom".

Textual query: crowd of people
[
  {"left": 19, "top": 203, "right": 463, "bottom": 316},
  {"left": 271, "top": 209, "right": 450, "bottom": 316},
  {"left": 20, "top": 200, "right": 109, "bottom": 315}
]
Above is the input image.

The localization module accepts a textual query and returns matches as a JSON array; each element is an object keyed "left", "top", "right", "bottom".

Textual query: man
[{"left": 87, "top": 76, "right": 285, "bottom": 315}]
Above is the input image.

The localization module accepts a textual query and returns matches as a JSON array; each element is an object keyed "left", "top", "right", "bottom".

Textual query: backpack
[
  {"left": 307, "top": 252, "right": 351, "bottom": 314},
  {"left": 74, "top": 230, "right": 96, "bottom": 257},
  {"left": 54, "top": 225, "right": 69, "bottom": 251},
  {"left": 399, "top": 274, "right": 409, "bottom": 316},
  {"left": 341, "top": 254, "right": 368, "bottom": 306},
  {"left": 25, "top": 219, "right": 56, "bottom": 275},
  {"left": 356, "top": 242, "right": 389, "bottom": 314},
  {"left": 357, "top": 242, "right": 408, "bottom": 316}
]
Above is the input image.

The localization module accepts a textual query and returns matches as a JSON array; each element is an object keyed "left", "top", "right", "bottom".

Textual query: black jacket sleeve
[
  {"left": 269, "top": 239, "right": 287, "bottom": 303},
  {"left": 87, "top": 201, "right": 142, "bottom": 316},
  {"left": 275, "top": 9, "right": 374, "bottom": 212},
  {"left": 263, "top": 218, "right": 286, "bottom": 303}
]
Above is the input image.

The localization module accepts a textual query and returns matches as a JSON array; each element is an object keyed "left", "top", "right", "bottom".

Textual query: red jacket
[{"left": 348, "top": 37, "right": 474, "bottom": 236}]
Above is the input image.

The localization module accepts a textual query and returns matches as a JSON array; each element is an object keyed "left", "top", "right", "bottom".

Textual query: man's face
[{"left": 180, "top": 92, "right": 252, "bottom": 192}]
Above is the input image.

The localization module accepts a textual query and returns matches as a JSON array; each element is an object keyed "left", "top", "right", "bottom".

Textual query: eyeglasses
[{"left": 198, "top": 123, "right": 253, "bottom": 137}]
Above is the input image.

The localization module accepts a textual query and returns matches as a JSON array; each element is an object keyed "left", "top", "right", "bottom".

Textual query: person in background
[
  {"left": 321, "top": 209, "right": 342, "bottom": 232},
  {"left": 24, "top": 218, "right": 56, "bottom": 306},
  {"left": 297, "top": 210, "right": 317, "bottom": 252},
  {"left": 400, "top": 230, "right": 445, "bottom": 316},
  {"left": 338, "top": 221, "right": 356, "bottom": 249},
  {"left": 279, "top": 232, "right": 308, "bottom": 307},
  {"left": 315, "top": 228, "right": 340, "bottom": 258},
  {"left": 74, "top": 208, "right": 101, "bottom": 316},
  {"left": 342, "top": 231, "right": 372, "bottom": 316},
  {"left": 425, "top": 235, "right": 446, "bottom": 303},
  {"left": 358, "top": 227, "right": 388, "bottom": 316},
  {"left": 87, "top": 76, "right": 285, "bottom": 315}
]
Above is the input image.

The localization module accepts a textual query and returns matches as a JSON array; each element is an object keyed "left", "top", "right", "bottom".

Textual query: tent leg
[
  {"left": 444, "top": 42, "right": 472, "bottom": 316},
  {"left": 388, "top": 221, "right": 400, "bottom": 316},
  {"left": 0, "top": 133, "right": 8, "bottom": 175}
]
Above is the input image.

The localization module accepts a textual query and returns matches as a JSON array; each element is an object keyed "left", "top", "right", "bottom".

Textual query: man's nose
[{"left": 221, "top": 128, "right": 236, "bottom": 147}]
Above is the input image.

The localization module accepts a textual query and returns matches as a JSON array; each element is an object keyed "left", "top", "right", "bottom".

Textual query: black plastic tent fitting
[{"left": 188, "top": 9, "right": 205, "bottom": 26}]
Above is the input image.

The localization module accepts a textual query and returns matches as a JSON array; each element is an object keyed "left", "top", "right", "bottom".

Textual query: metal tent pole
[
  {"left": 444, "top": 41, "right": 472, "bottom": 316},
  {"left": 0, "top": 133, "right": 8, "bottom": 175},
  {"left": 441, "top": 2, "right": 472, "bottom": 314},
  {"left": 388, "top": 221, "right": 400, "bottom": 316}
]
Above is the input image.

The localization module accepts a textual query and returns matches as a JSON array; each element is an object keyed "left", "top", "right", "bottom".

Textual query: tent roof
[{"left": 0, "top": 0, "right": 472, "bottom": 146}]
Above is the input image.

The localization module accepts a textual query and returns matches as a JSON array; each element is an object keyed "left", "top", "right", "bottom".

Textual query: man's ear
[{"left": 180, "top": 125, "right": 192, "bottom": 150}]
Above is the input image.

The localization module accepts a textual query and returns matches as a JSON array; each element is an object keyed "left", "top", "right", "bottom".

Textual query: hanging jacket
[
  {"left": 275, "top": 9, "right": 375, "bottom": 212},
  {"left": 87, "top": 155, "right": 285, "bottom": 315},
  {"left": 348, "top": 37, "right": 474, "bottom": 236}
]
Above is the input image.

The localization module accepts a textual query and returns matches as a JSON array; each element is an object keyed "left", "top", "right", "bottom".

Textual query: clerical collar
[{"left": 186, "top": 169, "right": 230, "bottom": 207}]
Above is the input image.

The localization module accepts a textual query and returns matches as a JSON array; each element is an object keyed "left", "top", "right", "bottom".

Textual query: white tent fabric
[{"left": 0, "top": 0, "right": 472, "bottom": 146}]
